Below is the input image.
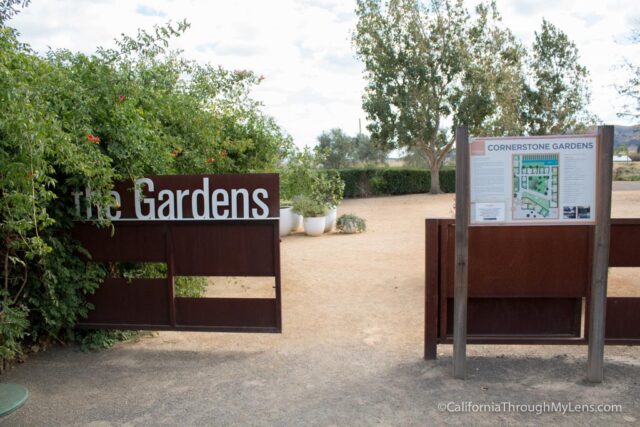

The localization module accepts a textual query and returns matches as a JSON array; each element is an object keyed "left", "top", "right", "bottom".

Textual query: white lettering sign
[{"left": 73, "top": 177, "right": 272, "bottom": 221}]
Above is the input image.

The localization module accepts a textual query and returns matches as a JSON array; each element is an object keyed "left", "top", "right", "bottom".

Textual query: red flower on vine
[
  {"left": 87, "top": 134, "right": 100, "bottom": 144},
  {"left": 118, "top": 95, "right": 125, "bottom": 101}
]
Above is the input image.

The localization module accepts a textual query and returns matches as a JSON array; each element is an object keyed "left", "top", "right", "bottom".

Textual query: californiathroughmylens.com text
[{"left": 72, "top": 178, "right": 271, "bottom": 221}]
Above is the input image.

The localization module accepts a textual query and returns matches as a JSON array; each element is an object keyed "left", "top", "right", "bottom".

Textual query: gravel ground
[{"left": 2, "top": 191, "right": 640, "bottom": 426}]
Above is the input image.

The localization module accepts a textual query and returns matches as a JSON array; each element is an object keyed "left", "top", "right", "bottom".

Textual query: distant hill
[{"left": 614, "top": 125, "right": 640, "bottom": 152}]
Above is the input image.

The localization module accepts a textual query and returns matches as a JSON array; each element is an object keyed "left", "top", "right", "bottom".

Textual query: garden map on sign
[{"left": 512, "top": 154, "right": 559, "bottom": 220}]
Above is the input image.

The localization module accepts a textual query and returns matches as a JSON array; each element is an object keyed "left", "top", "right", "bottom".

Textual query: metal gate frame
[
  {"left": 73, "top": 174, "right": 282, "bottom": 333},
  {"left": 425, "top": 218, "right": 640, "bottom": 359}
]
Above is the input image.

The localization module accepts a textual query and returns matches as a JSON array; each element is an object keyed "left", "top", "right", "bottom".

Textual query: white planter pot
[
  {"left": 291, "top": 212, "right": 303, "bottom": 232},
  {"left": 279, "top": 206, "right": 293, "bottom": 237},
  {"left": 303, "top": 217, "right": 325, "bottom": 236},
  {"left": 324, "top": 206, "right": 338, "bottom": 232}
]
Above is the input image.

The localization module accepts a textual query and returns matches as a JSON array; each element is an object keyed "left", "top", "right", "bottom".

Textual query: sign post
[
  {"left": 453, "top": 126, "right": 470, "bottom": 379},
  {"left": 587, "top": 125, "right": 614, "bottom": 383},
  {"left": 452, "top": 125, "right": 614, "bottom": 381}
]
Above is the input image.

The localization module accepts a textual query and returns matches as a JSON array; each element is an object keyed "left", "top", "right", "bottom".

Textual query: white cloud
[{"left": 8, "top": 0, "right": 640, "bottom": 148}]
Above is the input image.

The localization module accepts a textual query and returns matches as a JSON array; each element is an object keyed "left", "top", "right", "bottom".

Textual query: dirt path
[{"left": 3, "top": 193, "right": 640, "bottom": 426}]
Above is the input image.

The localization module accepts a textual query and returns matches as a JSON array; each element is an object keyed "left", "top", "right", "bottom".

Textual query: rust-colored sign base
[{"left": 424, "top": 218, "right": 640, "bottom": 359}]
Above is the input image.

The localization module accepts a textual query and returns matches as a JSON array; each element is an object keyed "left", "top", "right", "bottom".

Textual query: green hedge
[{"left": 336, "top": 168, "right": 455, "bottom": 197}]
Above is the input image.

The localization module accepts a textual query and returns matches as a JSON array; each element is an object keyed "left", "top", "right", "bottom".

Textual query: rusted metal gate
[
  {"left": 73, "top": 174, "right": 281, "bottom": 333},
  {"left": 424, "top": 218, "right": 640, "bottom": 359}
]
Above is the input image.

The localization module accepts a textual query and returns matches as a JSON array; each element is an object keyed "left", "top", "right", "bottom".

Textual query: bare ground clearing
[{"left": 3, "top": 192, "right": 640, "bottom": 426}]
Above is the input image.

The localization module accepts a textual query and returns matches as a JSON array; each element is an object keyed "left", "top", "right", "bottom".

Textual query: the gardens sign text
[{"left": 72, "top": 174, "right": 279, "bottom": 221}]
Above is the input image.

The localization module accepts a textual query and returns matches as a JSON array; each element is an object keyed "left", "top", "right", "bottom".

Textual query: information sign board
[{"left": 469, "top": 135, "right": 598, "bottom": 225}]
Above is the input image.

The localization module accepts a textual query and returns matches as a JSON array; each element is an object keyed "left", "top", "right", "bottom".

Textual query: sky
[{"left": 9, "top": 0, "right": 640, "bottom": 148}]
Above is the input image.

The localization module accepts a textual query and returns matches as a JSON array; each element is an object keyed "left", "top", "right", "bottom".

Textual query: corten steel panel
[
  {"left": 445, "top": 297, "right": 582, "bottom": 336},
  {"left": 445, "top": 225, "right": 591, "bottom": 298},
  {"left": 439, "top": 221, "right": 452, "bottom": 339},
  {"left": 426, "top": 218, "right": 640, "bottom": 351},
  {"left": 605, "top": 297, "right": 640, "bottom": 340},
  {"left": 171, "top": 221, "right": 276, "bottom": 276},
  {"left": 424, "top": 219, "right": 440, "bottom": 359},
  {"left": 609, "top": 220, "right": 640, "bottom": 267},
  {"left": 111, "top": 174, "right": 279, "bottom": 219},
  {"left": 175, "top": 298, "right": 278, "bottom": 330},
  {"left": 72, "top": 174, "right": 281, "bottom": 332},
  {"left": 78, "top": 278, "right": 170, "bottom": 326},
  {"left": 72, "top": 223, "right": 166, "bottom": 262}
]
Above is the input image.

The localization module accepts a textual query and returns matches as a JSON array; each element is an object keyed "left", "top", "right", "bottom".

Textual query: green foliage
[
  {"left": 110, "top": 262, "right": 207, "bottom": 298},
  {"left": 353, "top": 1, "right": 594, "bottom": 192},
  {"left": 618, "top": 27, "right": 640, "bottom": 120},
  {"left": 0, "top": 304, "right": 29, "bottom": 359},
  {"left": 338, "top": 168, "right": 455, "bottom": 198},
  {"left": 336, "top": 214, "right": 367, "bottom": 233},
  {"left": 316, "top": 129, "right": 354, "bottom": 169},
  {"left": 523, "top": 19, "right": 595, "bottom": 135},
  {"left": 279, "top": 147, "right": 345, "bottom": 210},
  {"left": 353, "top": 0, "right": 523, "bottom": 192},
  {"left": 292, "top": 195, "right": 328, "bottom": 217},
  {"left": 315, "top": 170, "right": 345, "bottom": 208},
  {"left": 279, "top": 147, "right": 322, "bottom": 202},
  {"left": 76, "top": 329, "right": 145, "bottom": 351},
  {"left": 315, "top": 128, "right": 388, "bottom": 168},
  {"left": 174, "top": 277, "right": 208, "bottom": 298},
  {"left": 0, "top": 17, "right": 290, "bottom": 363},
  {"left": 0, "top": 0, "right": 29, "bottom": 24}
]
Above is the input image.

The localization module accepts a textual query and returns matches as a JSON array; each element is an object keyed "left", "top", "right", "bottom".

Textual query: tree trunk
[{"left": 429, "top": 160, "right": 442, "bottom": 194}]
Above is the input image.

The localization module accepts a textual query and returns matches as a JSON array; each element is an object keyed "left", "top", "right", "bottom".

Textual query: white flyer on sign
[{"left": 469, "top": 135, "right": 598, "bottom": 225}]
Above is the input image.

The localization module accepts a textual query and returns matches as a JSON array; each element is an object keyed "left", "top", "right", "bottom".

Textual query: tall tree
[
  {"left": 617, "top": 29, "right": 640, "bottom": 120},
  {"left": 315, "top": 128, "right": 387, "bottom": 168},
  {"left": 455, "top": 2, "right": 526, "bottom": 136},
  {"left": 522, "top": 19, "right": 594, "bottom": 135},
  {"left": 316, "top": 128, "right": 356, "bottom": 168},
  {"left": 353, "top": 0, "right": 524, "bottom": 193},
  {"left": 353, "top": 132, "right": 388, "bottom": 165}
]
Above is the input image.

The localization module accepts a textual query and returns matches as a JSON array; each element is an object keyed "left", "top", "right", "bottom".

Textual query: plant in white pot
[
  {"left": 279, "top": 200, "right": 293, "bottom": 237},
  {"left": 293, "top": 195, "right": 328, "bottom": 237},
  {"left": 291, "top": 210, "right": 303, "bottom": 232},
  {"left": 316, "top": 170, "right": 345, "bottom": 233},
  {"left": 279, "top": 147, "right": 323, "bottom": 233}
]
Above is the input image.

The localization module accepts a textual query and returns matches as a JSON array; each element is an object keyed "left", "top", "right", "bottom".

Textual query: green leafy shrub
[
  {"left": 76, "top": 330, "right": 146, "bottom": 352},
  {"left": 337, "top": 168, "right": 455, "bottom": 197},
  {"left": 0, "top": 15, "right": 291, "bottom": 365},
  {"left": 336, "top": 214, "right": 366, "bottom": 233},
  {"left": 279, "top": 147, "right": 322, "bottom": 202},
  {"left": 369, "top": 173, "right": 386, "bottom": 194},
  {"left": 280, "top": 148, "right": 345, "bottom": 210},
  {"left": 315, "top": 170, "right": 345, "bottom": 208},
  {"left": 174, "top": 277, "right": 208, "bottom": 298},
  {"left": 113, "top": 263, "right": 207, "bottom": 298}
]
